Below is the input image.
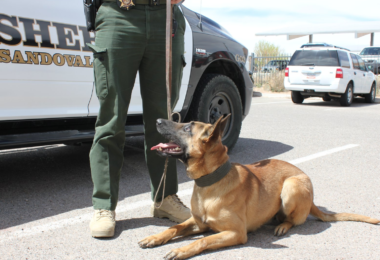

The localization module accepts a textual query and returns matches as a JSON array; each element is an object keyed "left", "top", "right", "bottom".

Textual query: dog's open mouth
[{"left": 151, "top": 142, "right": 183, "bottom": 155}]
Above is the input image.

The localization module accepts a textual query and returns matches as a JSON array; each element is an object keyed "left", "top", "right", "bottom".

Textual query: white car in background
[
  {"left": 359, "top": 47, "right": 380, "bottom": 74},
  {"left": 284, "top": 46, "right": 377, "bottom": 106}
]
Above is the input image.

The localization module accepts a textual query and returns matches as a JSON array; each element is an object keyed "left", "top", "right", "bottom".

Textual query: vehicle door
[
  {"left": 288, "top": 50, "right": 339, "bottom": 86},
  {"left": 349, "top": 54, "right": 362, "bottom": 93},
  {"left": 356, "top": 55, "right": 373, "bottom": 93},
  {"left": 1, "top": 1, "right": 94, "bottom": 121}
]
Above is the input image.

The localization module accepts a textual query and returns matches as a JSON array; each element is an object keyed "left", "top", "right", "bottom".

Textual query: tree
[{"left": 254, "top": 40, "right": 282, "bottom": 57}]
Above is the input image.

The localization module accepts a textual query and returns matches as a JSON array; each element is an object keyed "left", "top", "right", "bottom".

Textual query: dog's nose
[{"left": 156, "top": 119, "right": 163, "bottom": 126}]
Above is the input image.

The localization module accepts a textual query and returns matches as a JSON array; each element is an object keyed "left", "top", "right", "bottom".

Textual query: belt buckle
[
  {"left": 150, "top": 0, "right": 160, "bottom": 6},
  {"left": 117, "top": 0, "right": 135, "bottom": 10}
]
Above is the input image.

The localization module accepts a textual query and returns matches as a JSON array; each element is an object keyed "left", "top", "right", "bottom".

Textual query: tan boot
[
  {"left": 89, "top": 209, "right": 116, "bottom": 238},
  {"left": 151, "top": 194, "right": 191, "bottom": 223}
]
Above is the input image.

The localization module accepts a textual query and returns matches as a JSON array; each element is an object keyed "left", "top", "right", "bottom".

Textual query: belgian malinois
[{"left": 139, "top": 115, "right": 379, "bottom": 259}]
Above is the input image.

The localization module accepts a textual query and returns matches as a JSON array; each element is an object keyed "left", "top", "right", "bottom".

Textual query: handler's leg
[
  {"left": 139, "top": 5, "right": 189, "bottom": 223},
  {"left": 89, "top": 3, "right": 146, "bottom": 237}
]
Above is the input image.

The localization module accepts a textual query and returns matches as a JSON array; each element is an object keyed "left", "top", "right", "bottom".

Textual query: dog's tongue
[{"left": 151, "top": 143, "right": 179, "bottom": 151}]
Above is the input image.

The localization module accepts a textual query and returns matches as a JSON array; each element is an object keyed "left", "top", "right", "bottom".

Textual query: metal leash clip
[{"left": 117, "top": 0, "right": 135, "bottom": 10}]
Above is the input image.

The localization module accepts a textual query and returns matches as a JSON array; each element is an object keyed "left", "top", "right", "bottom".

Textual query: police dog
[{"left": 139, "top": 115, "right": 379, "bottom": 259}]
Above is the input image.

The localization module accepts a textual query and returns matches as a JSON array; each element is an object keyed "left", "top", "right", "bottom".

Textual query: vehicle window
[
  {"left": 337, "top": 51, "right": 351, "bottom": 68},
  {"left": 360, "top": 48, "right": 380, "bottom": 55},
  {"left": 289, "top": 50, "right": 339, "bottom": 66},
  {"left": 356, "top": 55, "right": 367, "bottom": 71},
  {"left": 350, "top": 54, "right": 360, "bottom": 70}
]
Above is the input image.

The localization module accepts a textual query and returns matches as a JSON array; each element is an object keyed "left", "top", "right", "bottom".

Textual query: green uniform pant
[{"left": 88, "top": 2, "right": 186, "bottom": 210}]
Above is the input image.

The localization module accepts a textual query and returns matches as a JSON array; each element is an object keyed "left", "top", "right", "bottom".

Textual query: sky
[{"left": 183, "top": 0, "right": 380, "bottom": 54}]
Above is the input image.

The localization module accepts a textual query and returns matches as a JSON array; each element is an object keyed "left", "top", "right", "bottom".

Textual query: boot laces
[
  {"left": 96, "top": 209, "right": 114, "bottom": 220},
  {"left": 170, "top": 194, "right": 188, "bottom": 210}
]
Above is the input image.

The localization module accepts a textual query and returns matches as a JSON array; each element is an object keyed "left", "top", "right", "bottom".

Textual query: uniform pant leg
[
  {"left": 89, "top": 3, "right": 147, "bottom": 210},
  {"left": 139, "top": 5, "right": 186, "bottom": 201}
]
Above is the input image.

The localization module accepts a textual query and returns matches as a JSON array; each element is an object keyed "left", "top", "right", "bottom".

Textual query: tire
[
  {"left": 187, "top": 74, "right": 243, "bottom": 151},
  {"left": 291, "top": 91, "right": 304, "bottom": 104},
  {"left": 340, "top": 83, "right": 354, "bottom": 106},
  {"left": 365, "top": 83, "right": 376, "bottom": 103}
]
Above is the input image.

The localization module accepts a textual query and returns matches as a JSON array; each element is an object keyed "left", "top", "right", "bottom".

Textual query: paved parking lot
[{"left": 1, "top": 95, "right": 380, "bottom": 259}]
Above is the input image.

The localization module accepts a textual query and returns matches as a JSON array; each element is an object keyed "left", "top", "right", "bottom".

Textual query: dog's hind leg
[{"left": 274, "top": 175, "right": 313, "bottom": 236}]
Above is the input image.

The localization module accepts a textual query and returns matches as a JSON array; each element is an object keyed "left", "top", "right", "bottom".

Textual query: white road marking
[
  {"left": 289, "top": 144, "right": 359, "bottom": 165},
  {"left": 0, "top": 144, "right": 65, "bottom": 154},
  {"left": 325, "top": 108, "right": 343, "bottom": 111},
  {"left": 0, "top": 144, "right": 359, "bottom": 242}
]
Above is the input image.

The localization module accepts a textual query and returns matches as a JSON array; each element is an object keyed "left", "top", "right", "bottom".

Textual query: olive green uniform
[{"left": 88, "top": 1, "right": 186, "bottom": 211}]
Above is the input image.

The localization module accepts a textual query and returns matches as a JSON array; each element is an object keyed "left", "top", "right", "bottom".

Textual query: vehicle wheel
[
  {"left": 291, "top": 91, "right": 304, "bottom": 104},
  {"left": 365, "top": 83, "right": 376, "bottom": 103},
  {"left": 340, "top": 83, "right": 353, "bottom": 106},
  {"left": 187, "top": 74, "right": 243, "bottom": 151},
  {"left": 322, "top": 96, "right": 331, "bottom": 101}
]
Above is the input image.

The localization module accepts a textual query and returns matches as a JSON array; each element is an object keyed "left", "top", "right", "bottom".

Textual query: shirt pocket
[{"left": 87, "top": 43, "right": 108, "bottom": 100}]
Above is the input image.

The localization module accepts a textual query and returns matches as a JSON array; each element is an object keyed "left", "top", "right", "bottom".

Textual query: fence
[
  {"left": 247, "top": 53, "right": 380, "bottom": 91},
  {"left": 247, "top": 54, "right": 291, "bottom": 90}
]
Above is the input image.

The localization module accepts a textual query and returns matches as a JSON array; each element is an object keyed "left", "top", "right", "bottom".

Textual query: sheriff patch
[{"left": 118, "top": 0, "right": 135, "bottom": 10}]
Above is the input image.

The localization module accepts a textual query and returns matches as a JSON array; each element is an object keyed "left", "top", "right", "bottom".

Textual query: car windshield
[
  {"left": 360, "top": 48, "right": 380, "bottom": 55},
  {"left": 289, "top": 50, "right": 339, "bottom": 66}
]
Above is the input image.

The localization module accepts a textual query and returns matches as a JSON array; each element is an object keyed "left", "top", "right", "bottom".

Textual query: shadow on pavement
[
  {"left": 116, "top": 210, "right": 332, "bottom": 258},
  {"left": 0, "top": 136, "right": 293, "bottom": 230},
  {"left": 300, "top": 97, "right": 380, "bottom": 107}
]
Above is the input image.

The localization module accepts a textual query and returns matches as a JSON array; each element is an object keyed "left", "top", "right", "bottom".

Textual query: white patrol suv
[
  {"left": 0, "top": 0, "right": 253, "bottom": 150},
  {"left": 284, "top": 46, "right": 377, "bottom": 106}
]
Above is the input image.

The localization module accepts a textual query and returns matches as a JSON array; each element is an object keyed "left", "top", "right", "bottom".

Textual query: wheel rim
[
  {"left": 208, "top": 92, "right": 233, "bottom": 142},
  {"left": 347, "top": 87, "right": 353, "bottom": 103}
]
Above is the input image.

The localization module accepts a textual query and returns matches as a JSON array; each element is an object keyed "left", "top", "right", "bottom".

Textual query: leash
[{"left": 153, "top": 0, "right": 175, "bottom": 208}]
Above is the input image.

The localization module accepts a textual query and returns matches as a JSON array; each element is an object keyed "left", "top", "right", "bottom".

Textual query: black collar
[{"left": 194, "top": 161, "right": 232, "bottom": 187}]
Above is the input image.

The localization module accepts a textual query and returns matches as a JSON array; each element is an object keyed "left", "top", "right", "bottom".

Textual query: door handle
[
  {"left": 354, "top": 72, "right": 356, "bottom": 75},
  {"left": 363, "top": 74, "right": 365, "bottom": 76}
]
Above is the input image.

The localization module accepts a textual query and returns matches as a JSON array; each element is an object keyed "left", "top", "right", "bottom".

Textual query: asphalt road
[{"left": 1, "top": 95, "right": 380, "bottom": 260}]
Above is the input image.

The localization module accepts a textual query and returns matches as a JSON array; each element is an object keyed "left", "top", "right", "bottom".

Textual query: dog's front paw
[
  {"left": 164, "top": 248, "right": 187, "bottom": 260},
  {"left": 138, "top": 235, "right": 165, "bottom": 248}
]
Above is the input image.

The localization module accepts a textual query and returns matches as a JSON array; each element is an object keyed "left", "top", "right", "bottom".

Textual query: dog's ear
[{"left": 205, "top": 114, "right": 231, "bottom": 143}]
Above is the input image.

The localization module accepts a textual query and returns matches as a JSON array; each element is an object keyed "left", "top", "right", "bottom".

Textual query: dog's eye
[{"left": 184, "top": 125, "right": 191, "bottom": 132}]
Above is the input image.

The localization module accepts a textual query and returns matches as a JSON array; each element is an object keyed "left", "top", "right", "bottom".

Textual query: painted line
[
  {"left": 251, "top": 101, "right": 290, "bottom": 105},
  {"left": 0, "top": 144, "right": 65, "bottom": 154},
  {"left": 325, "top": 108, "right": 343, "bottom": 111},
  {"left": 0, "top": 144, "right": 359, "bottom": 242},
  {"left": 0, "top": 189, "right": 192, "bottom": 243},
  {"left": 289, "top": 144, "right": 359, "bottom": 165}
]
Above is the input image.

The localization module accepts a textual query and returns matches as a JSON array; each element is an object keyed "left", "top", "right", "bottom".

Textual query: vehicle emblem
[
  {"left": 309, "top": 67, "right": 314, "bottom": 70},
  {"left": 118, "top": 0, "right": 135, "bottom": 10},
  {"left": 196, "top": 49, "right": 207, "bottom": 56},
  {"left": 235, "top": 54, "right": 246, "bottom": 64}
]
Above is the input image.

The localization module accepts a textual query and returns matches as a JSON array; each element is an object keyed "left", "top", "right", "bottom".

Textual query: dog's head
[{"left": 151, "top": 114, "right": 231, "bottom": 169}]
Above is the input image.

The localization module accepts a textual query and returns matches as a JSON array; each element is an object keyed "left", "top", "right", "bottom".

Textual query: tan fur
[{"left": 139, "top": 116, "right": 380, "bottom": 259}]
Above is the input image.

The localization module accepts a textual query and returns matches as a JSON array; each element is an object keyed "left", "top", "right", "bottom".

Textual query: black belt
[{"left": 102, "top": 0, "right": 166, "bottom": 5}]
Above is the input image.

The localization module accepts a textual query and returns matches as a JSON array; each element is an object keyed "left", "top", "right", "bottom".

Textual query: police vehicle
[{"left": 0, "top": 0, "right": 253, "bottom": 151}]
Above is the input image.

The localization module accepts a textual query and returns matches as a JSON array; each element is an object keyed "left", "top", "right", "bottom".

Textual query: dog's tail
[{"left": 310, "top": 203, "right": 380, "bottom": 224}]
